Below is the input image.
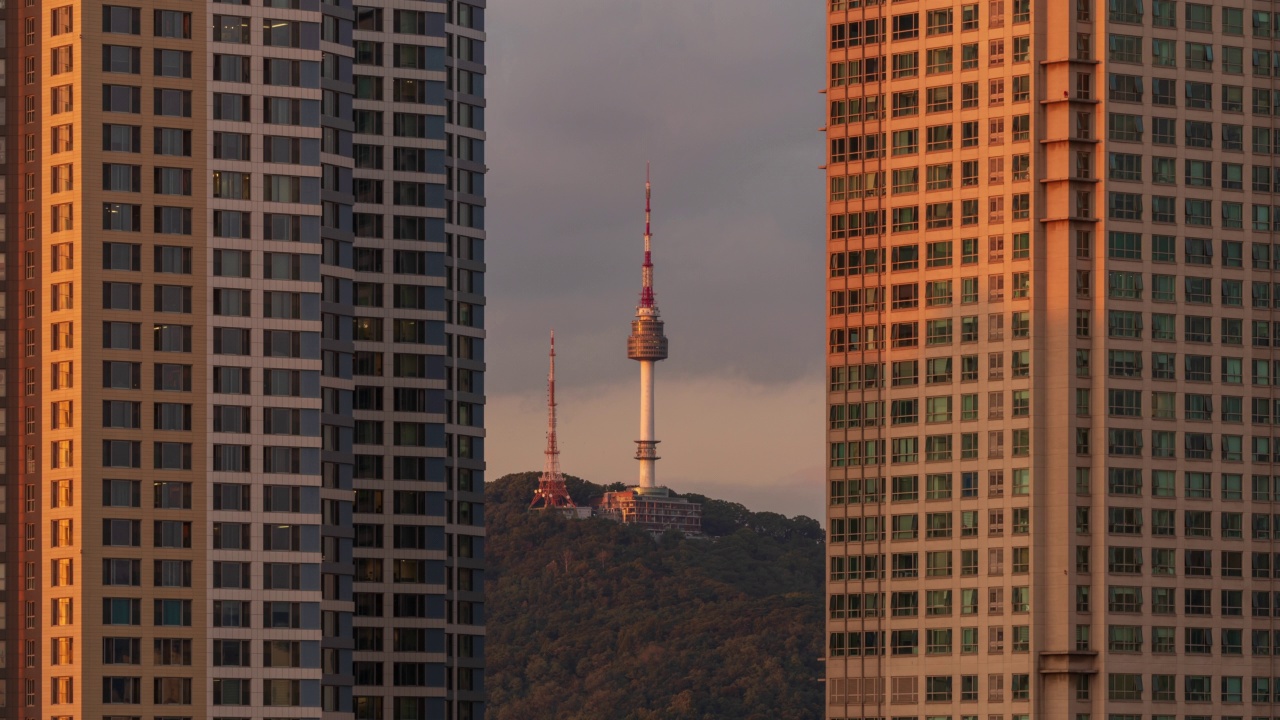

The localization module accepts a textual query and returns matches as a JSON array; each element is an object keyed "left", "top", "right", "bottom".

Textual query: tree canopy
[{"left": 485, "top": 472, "right": 825, "bottom": 720}]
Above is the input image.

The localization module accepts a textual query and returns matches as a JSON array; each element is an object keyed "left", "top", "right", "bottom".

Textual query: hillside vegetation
[{"left": 485, "top": 472, "right": 824, "bottom": 720}]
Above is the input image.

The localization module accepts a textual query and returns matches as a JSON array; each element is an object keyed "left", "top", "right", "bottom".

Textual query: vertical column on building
[
  {"left": 444, "top": 3, "right": 486, "bottom": 716},
  {"left": 4, "top": 0, "right": 28, "bottom": 716},
  {"left": 349, "top": 0, "right": 483, "bottom": 718},
  {"left": 319, "top": 0, "right": 356, "bottom": 714},
  {"left": 1034, "top": 0, "right": 1100, "bottom": 715},
  {"left": 205, "top": 0, "right": 323, "bottom": 714},
  {"left": 0, "top": 5, "right": 11, "bottom": 715},
  {"left": 824, "top": 0, "right": 892, "bottom": 715},
  {"left": 823, "top": 0, "right": 1045, "bottom": 717},
  {"left": 73, "top": 0, "right": 212, "bottom": 713}
]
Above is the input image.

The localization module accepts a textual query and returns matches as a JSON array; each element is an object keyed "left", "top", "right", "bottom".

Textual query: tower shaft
[{"left": 637, "top": 360, "right": 658, "bottom": 487}]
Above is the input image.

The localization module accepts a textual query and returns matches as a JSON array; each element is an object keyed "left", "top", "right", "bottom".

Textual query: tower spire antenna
[
  {"left": 640, "top": 163, "right": 655, "bottom": 309},
  {"left": 645, "top": 161, "right": 651, "bottom": 242},
  {"left": 547, "top": 330, "right": 558, "bottom": 468},
  {"left": 530, "top": 330, "right": 576, "bottom": 510}
]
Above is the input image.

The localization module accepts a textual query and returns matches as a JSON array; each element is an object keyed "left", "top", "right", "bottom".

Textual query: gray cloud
[
  {"left": 483, "top": 0, "right": 827, "bottom": 514},
  {"left": 486, "top": 0, "right": 826, "bottom": 387}
]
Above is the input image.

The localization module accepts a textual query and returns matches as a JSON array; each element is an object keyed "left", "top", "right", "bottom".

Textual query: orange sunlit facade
[
  {"left": 0, "top": 1, "right": 488, "bottom": 719},
  {"left": 826, "top": 0, "right": 1280, "bottom": 717}
]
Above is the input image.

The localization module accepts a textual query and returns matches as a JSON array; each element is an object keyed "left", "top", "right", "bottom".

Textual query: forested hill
[{"left": 485, "top": 471, "right": 825, "bottom": 720}]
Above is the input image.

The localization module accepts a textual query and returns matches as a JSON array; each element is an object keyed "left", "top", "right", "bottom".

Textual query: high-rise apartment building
[
  {"left": 2, "top": 1, "right": 486, "bottom": 719},
  {"left": 825, "top": 0, "right": 1280, "bottom": 718}
]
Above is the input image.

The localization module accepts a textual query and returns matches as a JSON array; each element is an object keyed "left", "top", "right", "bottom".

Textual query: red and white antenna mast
[
  {"left": 544, "top": 331, "right": 562, "bottom": 477},
  {"left": 531, "top": 331, "right": 576, "bottom": 509},
  {"left": 640, "top": 163, "right": 655, "bottom": 308}
]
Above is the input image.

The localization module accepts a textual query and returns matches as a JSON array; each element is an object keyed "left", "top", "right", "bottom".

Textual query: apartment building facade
[
  {"left": 1, "top": 0, "right": 485, "bottom": 719},
  {"left": 826, "top": 0, "right": 1280, "bottom": 718}
]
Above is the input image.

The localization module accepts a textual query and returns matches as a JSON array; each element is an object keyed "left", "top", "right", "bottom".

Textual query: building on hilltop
[{"left": 593, "top": 487, "right": 703, "bottom": 536}]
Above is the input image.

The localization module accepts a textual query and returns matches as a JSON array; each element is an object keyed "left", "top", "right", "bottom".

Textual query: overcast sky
[{"left": 483, "top": 0, "right": 827, "bottom": 519}]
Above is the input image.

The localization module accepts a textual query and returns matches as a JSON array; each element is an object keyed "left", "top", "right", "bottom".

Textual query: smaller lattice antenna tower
[{"left": 530, "top": 331, "right": 576, "bottom": 510}]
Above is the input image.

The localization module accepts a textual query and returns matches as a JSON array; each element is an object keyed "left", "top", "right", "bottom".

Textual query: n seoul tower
[
  {"left": 627, "top": 166, "right": 670, "bottom": 494},
  {"left": 596, "top": 167, "right": 700, "bottom": 535}
]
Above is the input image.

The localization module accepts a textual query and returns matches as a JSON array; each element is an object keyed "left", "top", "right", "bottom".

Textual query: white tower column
[{"left": 638, "top": 360, "right": 656, "bottom": 488}]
